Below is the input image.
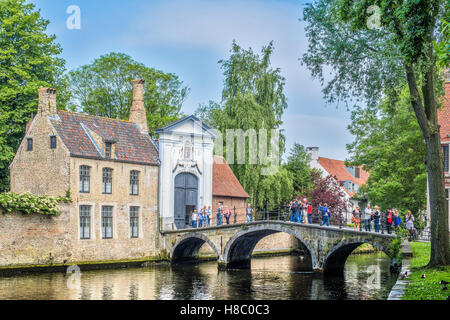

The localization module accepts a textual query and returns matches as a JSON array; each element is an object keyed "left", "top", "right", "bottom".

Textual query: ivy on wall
[{"left": 0, "top": 191, "right": 72, "bottom": 217}]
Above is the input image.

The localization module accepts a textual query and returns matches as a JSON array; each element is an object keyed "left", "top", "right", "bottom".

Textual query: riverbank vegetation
[{"left": 403, "top": 242, "right": 450, "bottom": 300}]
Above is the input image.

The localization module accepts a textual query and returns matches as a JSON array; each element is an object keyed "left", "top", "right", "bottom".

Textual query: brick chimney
[
  {"left": 129, "top": 79, "right": 148, "bottom": 134},
  {"left": 38, "top": 87, "right": 57, "bottom": 116}
]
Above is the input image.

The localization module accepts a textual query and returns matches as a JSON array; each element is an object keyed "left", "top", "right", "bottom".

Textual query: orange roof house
[
  {"left": 212, "top": 155, "right": 249, "bottom": 199},
  {"left": 306, "top": 147, "right": 369, "bottom": 198},
  {"left": 211, "top": 155, "right": 249, "bottom": 224}
]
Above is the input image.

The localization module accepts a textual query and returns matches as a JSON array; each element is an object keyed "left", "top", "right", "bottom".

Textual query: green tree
[
  {"left": 196, "top": 41, "right": 289, "bottom": 209},
  {"left": 0, "top": 0, "right": 66, "bottom": 192},
  {"left": 68, "top": 52, "right": 190, "bottom": 136},
  {"left": 285, "top": 143, "right": 314, "bottom": 197},
  {"left": 302, "top": 0, "right": 449, "bottom": 266},
  {"left": 347, "top": 89, "right": 427, "bottom": 217}
]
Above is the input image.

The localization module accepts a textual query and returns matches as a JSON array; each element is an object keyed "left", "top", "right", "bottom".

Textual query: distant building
[
  {"left": 307, "top": 147, "right": 369, "bottom": 223},
  {"left": 212, "top": 155, "right": 250, "bottom": 223},
  {"left": 426, "top": 71, "right": 450, "bottom": 229}
]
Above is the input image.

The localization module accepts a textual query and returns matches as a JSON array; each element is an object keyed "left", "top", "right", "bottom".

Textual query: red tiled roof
[
  {"left": 213, "top": 156, "right": 250, "bottom": 199},
  {"left": 50, "top": 111, "right": 159, "bottom": 165},
  {"left": 438, "top": 82, "right": 450, "bottom": 143},
  {"left": 318, "top": 157, "right": 369, "bottom": 196}
]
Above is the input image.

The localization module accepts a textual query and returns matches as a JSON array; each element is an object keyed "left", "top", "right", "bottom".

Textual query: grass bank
[{"left": 402, "top": 242, "right": 450, "bottom": 300}]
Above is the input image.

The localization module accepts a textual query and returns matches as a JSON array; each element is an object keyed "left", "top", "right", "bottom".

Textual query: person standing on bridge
[
  {"left": 384, "top": 208, "right": 393, "bottom": 234},
  {"left": 307, "top": 202, "right": 313, "bottom": 224},
  {"left": 321, "top": 203, "right": 330, "bottom": 226},
  {"left": 373, "top": 206, "right": 381, "bottom": 233},
  {"left": 364, "top": 204, "right": 373, "bottom": 232},
  {"left": 224, "top": 206, "right": 231, "bottom": 225},
  {"left": 297, "top": 200, "right": 303, "bottom": 223},
  {"left": 207, "top": 206, "right": 212, "bottom": 227},
  {"left": 216, "top": 203, "right": 223, "bottom": 226},
  {"left": 246, "top": 203, "right": 253, "bottom": 223},
  {"left": 393, "top": 209, "right": 402, "bottom": 232},
  {"left": 191, "top": 209, "right": 198, "bottom": 228},
  {"left": 302, "top": 199, "right": 308, "bottom": 224},
  {"left": 317, "top": 202, "right": 323, "bottom": 225},
  {"left": 289, "top": 201, "right": 296, "bottom": 222},
  {"left": 352, "top": 206, "right": 361, "bottom": 230},
  {"left": 405, "top": 210, "right": 415, "bottom": 240}
]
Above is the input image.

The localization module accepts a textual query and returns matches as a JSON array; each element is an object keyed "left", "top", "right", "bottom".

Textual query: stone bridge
[{"left": 160, "top": 221, "right": 396, "bottom": 274}]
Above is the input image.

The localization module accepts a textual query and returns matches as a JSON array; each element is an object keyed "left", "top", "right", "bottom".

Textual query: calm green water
[{"left": 0, "top": 253, "right": 396, "bottom": 300}]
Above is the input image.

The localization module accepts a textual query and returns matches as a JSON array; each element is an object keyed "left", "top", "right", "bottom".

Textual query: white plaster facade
[{"left": 156, "top": 116, "right": 217, "bottom": 230}]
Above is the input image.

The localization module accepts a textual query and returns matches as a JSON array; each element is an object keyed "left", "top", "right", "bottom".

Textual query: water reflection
[{"left": 0, "top": 253, "right": 396, "bottom": 300}]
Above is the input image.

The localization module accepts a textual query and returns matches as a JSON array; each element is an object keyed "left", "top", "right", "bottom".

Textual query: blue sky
[{"left": 32, "top": 0, "right": 354, "bottom": 161}]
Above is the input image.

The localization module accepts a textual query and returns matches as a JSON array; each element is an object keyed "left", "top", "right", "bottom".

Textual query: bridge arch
[
  {"left": 323, "top": 238, "right": 391, "bottom": 275},
  {"left": 222, "top": 223, "right": 318, "bottom": 270},
  {"left": 171, "top": 232, "right": 220, "bottom": 264}
]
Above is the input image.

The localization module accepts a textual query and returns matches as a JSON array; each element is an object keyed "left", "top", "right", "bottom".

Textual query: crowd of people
[
  {"left": 190, "top": 203, "right": 254, "bottom": 228},
  {"left": 351, "top": 205, "right": 415, "bottom": 237},
  {"left": 287, "top": 198, "right": 416, "bottom": 238},
  {"left": 189, "top": 199, "right": 416, "bottom": 239}
]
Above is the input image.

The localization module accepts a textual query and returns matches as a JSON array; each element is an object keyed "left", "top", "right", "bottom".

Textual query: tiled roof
[
  {"left": 50, "top": 111, "right": 159, "bottom": 165},
  {"left": 213, "top": 155, "right": 250, "bottom": 199},
  {"left": 438, "top": 82, "right": 450, "bottom": 143},
  {"left": 318, "top": 157, "right": 369, "bottom": 196}
]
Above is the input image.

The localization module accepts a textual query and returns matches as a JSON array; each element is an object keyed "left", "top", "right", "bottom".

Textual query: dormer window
[{"left": 105, "top": 142, "right": 112, "bottom": 159}]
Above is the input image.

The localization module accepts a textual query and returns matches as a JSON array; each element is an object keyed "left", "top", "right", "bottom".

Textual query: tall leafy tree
[
  {"left": 347, "top": 89, "right": 427, "bottom": 216},
  {"left": 285, "top": 143, "right": 314, "bottom": 197},
  {"left": 0, "top": 0, "right": 66, "bottom": 192},
  {"left": 196, "top": 41, "right": 289, "bottom": 209},
  {"left": 68, "top": 52, "right": 190, "bottom": 136},
  {"left": 302, "top": 0, "right": 449, "bottom": 266}
]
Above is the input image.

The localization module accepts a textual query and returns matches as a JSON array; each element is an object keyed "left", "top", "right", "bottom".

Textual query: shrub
[{"left": 0, "top": 191, "right": 72, "bottom": 217}]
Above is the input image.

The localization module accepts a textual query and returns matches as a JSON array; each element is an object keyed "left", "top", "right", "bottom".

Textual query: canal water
[{"left": 0, "top": 252, "right": 396, "bottom": 300}]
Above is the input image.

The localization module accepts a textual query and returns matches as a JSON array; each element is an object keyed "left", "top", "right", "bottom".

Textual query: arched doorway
[{"left": 174, "top": 173, "right": 198, "bottom": 229}]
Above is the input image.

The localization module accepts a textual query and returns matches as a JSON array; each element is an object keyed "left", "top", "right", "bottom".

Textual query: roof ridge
[{"left": 58, "top": 110, "right": 134, "bottom": 123}]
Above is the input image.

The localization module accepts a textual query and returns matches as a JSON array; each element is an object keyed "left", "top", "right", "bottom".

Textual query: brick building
[
  {"left": 7, "top": 80, "right": 160, "bottom": 264},
  {"left": 212, "top": 155, "right": 249, "bottom": 224},
  {"left": 435, "top": 71, "right": 450, "bottom": 228}
]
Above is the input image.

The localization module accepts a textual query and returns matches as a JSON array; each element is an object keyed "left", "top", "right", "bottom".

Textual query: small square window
[
  {"left": 27, "top": 138, "right": 33, "bottom": 151},
  {"left": 50, "top": 136, "right": 57, "bottom": 149}
]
